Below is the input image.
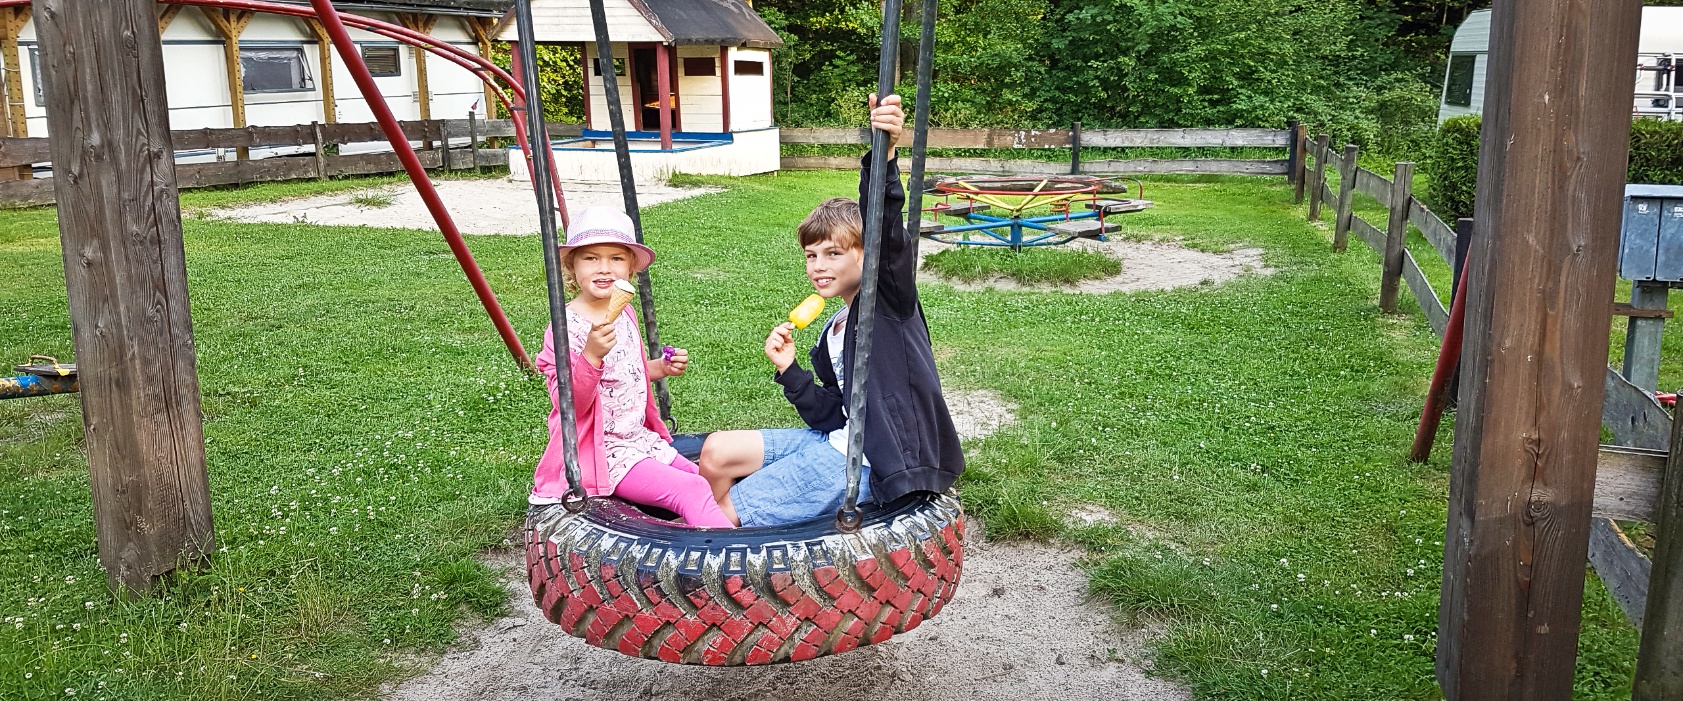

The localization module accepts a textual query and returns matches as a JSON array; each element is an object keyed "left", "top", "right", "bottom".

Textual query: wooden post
[
  {"left": 1070, "top": 121, "right": 1082, "bottom": 175},
  {"left": 1332, "top": 143, "right": 1358, "bottom": 252},
  {"left": 439, "top": 118, "right": 451, "bottom": 170},
  {"left": 1635, "top": 393, "right": 1683, "bottom": 698},
  {"left": 718, "top": 46, "right": 730, "bottom": 133},
  {"left": 1623, "top": 281, "right": 1669, "bottom": 393},
  {"left": 656, "top": 43, "right": 673, "bottom": 150},
  {"left": 395, "top": 14, "right": 438, "bottom": 147},
  {"left": 1308, "top": 134, "right": 1330, "bottom": 222},
  {"left": 304, "top": 20, "right": 337, "bottom": 124},
  {"left": 464, "top": 17, "right": 498, "bottom": 121},
  {"left": 312, "top": 121, "right": 327, "bottom": 180},
  {"left": 1379, "top": 161, "right": 1415, "bottom": 313},
  {"left": 156, "top": 6, "right": 183, "bottom": 34},
  {"left": 468, "top": 109, "right": 479, "bottom": 171},
  {"left": 1434, "top": 0, "right": 1644, "bottom": 698},
  {"left": 203, "top": 9, "right": 254, "bottom": 159},
  {"left": 581, "top": 46, "right": 593, "bottom": 129},
  {"left": 1290, "top": 121, "right": 1307, "bottom": 203},
  {"left": 36, "top": 0, "right": 215, "bottom": 594},
  {"left": 2, "top": 6, "right": 31, "bottom": 179}
]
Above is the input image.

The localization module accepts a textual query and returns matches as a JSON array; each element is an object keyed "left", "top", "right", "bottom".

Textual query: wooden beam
[
  {"left": 655, "top": 43, "right": 672, "bottom": 149},
  {"left": 719, "top": 46, "right": 730, "bottom": 132},
  {"left": 463, "top": 17, "right": 498, "bottom": 119},
  {"left": 203, "top": 9, "right": 254, "bottom": 158},
  {"left": 1595, "top": 445, "right": 1665, "bottom": 523},
  {"left": 36, "top": 0, "right": 215, "bottom": 594},
  {"left": 156, "top": 5, "right": 183, "bottom": 35},
  {"left": 396, "top": 14, "right": 437, "bottom": 124},
  {"left": 303, "top": 20, "right": 336, "bottom": 123},
  {"left": 1635, "top": 393, "right": 1683, "bottom": 698},
  {"left": 1588, "top": 517, "right": 1651, "bottom": 626},
  {"left": 1613, "top": 303, "right": 1676, "bottom": 319},
  {"left": 1307, "top": 134, "right": 1330, "bottom": 222},
  {"left": 1332, "top": 144, "right": 1357, "bottom": 252},
  {"left": 1434, "top": 0, "right": 1645, "bottom": 698},
  {"left": 1380, "top": 162, "right": 1415, "bottom": 313},
  {"left": 2, "top": 6, "right": 32, "bottom": 179}
]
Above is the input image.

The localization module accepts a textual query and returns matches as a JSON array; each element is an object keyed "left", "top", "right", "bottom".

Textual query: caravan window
[
  {"left": 241, "top": 47, "right": 314, "bottom": 93},
  {"left": 1444, "top": 54, "right": 1476, "bottom": 107},
  {"left": 362, "top": 46, "right": 402, "bottom": 77}
]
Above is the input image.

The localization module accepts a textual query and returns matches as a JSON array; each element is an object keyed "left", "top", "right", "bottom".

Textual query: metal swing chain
[
  {"left": 840, "top": 0, "right": 935, "bottom": 531},
  {"left": 586, "top": 0, "right": 676, "bottom": 430},
  {"left": 513, "top": 0, "right": 587, "bottom": 511}
]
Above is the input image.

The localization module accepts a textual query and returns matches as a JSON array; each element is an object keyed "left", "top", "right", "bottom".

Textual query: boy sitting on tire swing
[{"left": 698, "top": 93, "right": 965, "bottom": 527}]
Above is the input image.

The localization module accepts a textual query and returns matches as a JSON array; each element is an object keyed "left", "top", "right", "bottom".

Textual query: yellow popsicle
[{"left": 788, "top": 294, "right": 827, "bottom": 329}]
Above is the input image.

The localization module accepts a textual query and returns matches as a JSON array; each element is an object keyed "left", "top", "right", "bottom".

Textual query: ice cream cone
[{"left": 604, "top": 279, "right": 637, "bottom": 322}]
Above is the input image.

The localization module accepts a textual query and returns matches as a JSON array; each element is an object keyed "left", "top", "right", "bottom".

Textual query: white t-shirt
[{"left": 823, "top": 307, "right": 868, "bottom": 466}]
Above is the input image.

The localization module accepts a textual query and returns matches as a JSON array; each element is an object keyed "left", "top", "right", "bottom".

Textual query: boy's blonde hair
[{"left": 798, "top": 197, "right": 863, "bottom": 250}]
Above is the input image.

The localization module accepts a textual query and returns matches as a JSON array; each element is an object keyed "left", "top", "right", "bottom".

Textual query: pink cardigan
[{"left": 531, "top": 307, "right": 671, "bottom": 500}]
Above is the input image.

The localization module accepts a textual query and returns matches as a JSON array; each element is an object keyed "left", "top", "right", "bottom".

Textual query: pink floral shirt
[{"left": 566, "top": 307, "right": 675, "bottom": 491}]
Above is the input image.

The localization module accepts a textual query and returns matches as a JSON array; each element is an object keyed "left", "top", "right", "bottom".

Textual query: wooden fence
[
  {"left": 1300, "top": 134, "right": 1670, "bottom": 626},
  {"left": 0, "top": 117, "right": 583, "bottom": 208},
  {"left": 780, "top": 124, "right": 1297, "bottom": 176}
]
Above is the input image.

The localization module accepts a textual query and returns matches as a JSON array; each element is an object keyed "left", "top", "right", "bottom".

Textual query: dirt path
[
  {"left": 382, "top": 387, "right": 1187, "bottom": 700},
  {"left": 383, "top": 538, "right": 1188, "bottom": 701},
  {"left": 204, "top": 178, "right": 716, "bottom": 235}
]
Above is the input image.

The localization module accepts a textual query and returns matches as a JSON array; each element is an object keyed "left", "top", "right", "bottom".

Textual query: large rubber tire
[{"left": 524, "top": 490, "right": 965, "bottom": 665}]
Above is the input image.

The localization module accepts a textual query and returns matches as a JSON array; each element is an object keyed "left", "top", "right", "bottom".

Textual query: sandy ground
[
  {"left": 382, "top": 384, "right": 1189, "bottom": 701},
  {"left": 919, "top": 236, "right": 1272, "bottom": 294},
  {"left": 384, "top": 538, "right": 1188, "bottom": 701},
  {"left": 204, "top": 178, "right": 717, "bottom": 235}
]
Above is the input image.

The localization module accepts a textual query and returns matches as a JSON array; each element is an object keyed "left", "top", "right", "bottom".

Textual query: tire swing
[{"left": 509, "top": 0, "right": 964, "bottom": 666}]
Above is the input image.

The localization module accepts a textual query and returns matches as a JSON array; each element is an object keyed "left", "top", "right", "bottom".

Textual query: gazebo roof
[
  {"left": 493, "top": 0, "right": 783, "bottom": 49},
  {"left": 270, "top": 0, "right": 513, "bottom": 17}
]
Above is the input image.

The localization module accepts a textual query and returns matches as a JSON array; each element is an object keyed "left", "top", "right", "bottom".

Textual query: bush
[
  {"left": 1425, "top": 116, "right": 1683, "bottom": 221},
  {"left": 1424, "top": 115, "right": 1482, "bottom": 220}
]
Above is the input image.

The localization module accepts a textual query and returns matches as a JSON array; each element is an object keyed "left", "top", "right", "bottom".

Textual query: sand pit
[
  {"left": 919, "top": 236, "right": 1272, "bottom": 294},
  {"left": 383, "top": 538, "right": 1187, "bottom": 701},
  {"left": 204, "top": 178, "right": 716, "bottom": 235}
]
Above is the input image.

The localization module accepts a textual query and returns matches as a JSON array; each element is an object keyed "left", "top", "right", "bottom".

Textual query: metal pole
[
  {"left": 512, "top": 0, "right": 586, "bottom": 506},
  {"left": 838, "top": 0, "right": 903, "bottom": 530},
  {"left": 585, "top": 0, "right": 673, "bottom": 426},
  {"left": 903, "top": 0, "right": 936, "bottom": 241},
  {"left": 308, "top": 0, "right": 533, "bottom": 372}
]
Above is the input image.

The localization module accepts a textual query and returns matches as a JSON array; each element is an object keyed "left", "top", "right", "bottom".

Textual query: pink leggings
[{"left": 614, "top": 454, "right": 734, "bottom": 528}]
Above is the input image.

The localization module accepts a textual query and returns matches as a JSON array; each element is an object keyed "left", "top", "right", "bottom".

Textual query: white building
[
  {"left": 498, "top": 0, "right": 782, "bottom": 181},
  {"left": 1, "top": 0, "right": 509, "bottom": 160},
  {"left": 1439, "top": 6, "right": 1683, "bottom": 122}
]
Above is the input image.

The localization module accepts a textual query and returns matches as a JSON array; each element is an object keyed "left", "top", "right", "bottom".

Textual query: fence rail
[
  {"left": 781, "top": 124, "right": 1297, "bottom": 177},
  {"left": 0, "top": 117, "right": 582, "bottom": 208},
  {"left": 1299, "top": 131, "right": 1667, "bottom": 628}
]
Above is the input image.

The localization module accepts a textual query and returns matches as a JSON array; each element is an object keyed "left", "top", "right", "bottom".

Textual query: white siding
[
  {"left": 728, "top": 47, "right": 773, "bottom": 130},
  {"left": 499, "top": 0, "right": 664, "bottom": 44},
  {"left": 6, "top": 7, "right": 497, "bottom": 140},
  {"left": 1448, "top": 9, "right": 1489, "bottom": 54},
  {"left": 676, "top": 45, "right": 724, "bottom": 132},
  {"left": 584, "top": 43, "right": 639, "bottom": 132}
]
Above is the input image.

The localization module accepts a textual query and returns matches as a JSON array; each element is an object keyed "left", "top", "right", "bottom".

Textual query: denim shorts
[{"left": 728, "top": 428, "right": 873, "bottom": 528}]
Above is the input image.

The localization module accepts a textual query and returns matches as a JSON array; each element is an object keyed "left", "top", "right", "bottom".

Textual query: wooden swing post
[
  {"left": 36, "top": 0, "right": 215, "bottom": 594},
  {"left": 1434, "top": 0, "right": 1643, "bottom": 697}
]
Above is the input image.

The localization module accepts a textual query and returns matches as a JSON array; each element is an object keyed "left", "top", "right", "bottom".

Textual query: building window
[
  {"left": 733, "top": 60, "right": 764, "bottom": 76},
  {"left": 1443, "top": 53, "right": 1476, "bottom": 108},
  {"left": 362, "top": 46, "right": 402, "bottom": 77},
  {"left": 28, "top": 47, "right": 42, "bottom": 107},
  {"left": 591, "top": 57, "right": 627, "bottom": 77},
  {"left": 683, "top": 57, "right": 715, "bottom": 77},
  {"left": 242, "top": 47, "right": 315, "bottom": 93}
]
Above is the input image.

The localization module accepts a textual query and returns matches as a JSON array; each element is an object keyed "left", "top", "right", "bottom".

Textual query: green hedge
[{"left": 1424, "top": 116, "right": 1683, "bottom": 221}]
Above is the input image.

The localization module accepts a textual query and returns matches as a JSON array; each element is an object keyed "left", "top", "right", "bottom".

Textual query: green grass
[
  {"left": 921, "top": 247, "right": 1121, "bottom": 285},
  {"left": 349, "top": 192, "right": 395, "bottom": 209},
  {"left": 0, "top": 169, "right": 1644, "bottom": 700}
]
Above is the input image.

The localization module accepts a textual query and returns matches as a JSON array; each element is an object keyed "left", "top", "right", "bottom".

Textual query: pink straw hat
[{"left": 559, "top": 206, "right": 656, "bottom": 272}]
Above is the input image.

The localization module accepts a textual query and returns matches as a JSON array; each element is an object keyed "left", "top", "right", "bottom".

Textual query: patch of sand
[
  {"left": 944, "top": 388, "right": 1016, "bottom": 441},
  {"left": 204, "top": 178, "right": 717, "bottom": 235},
  {"left": 919, "top": 236, "right": 1272, "bottom": 294},
  {"left": 382, "top": 540, "right": 1189, "bottom": 701}
]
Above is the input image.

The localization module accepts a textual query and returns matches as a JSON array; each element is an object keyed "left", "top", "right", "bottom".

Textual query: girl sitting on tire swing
[
  {"left": 697, "top": 93, "right": 966, "bottom": 527},
  {"left": 528, "top": 207, "right": 735, "bottom": 528}
]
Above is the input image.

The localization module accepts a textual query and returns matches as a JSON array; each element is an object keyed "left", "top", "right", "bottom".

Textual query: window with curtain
[{"left": 241, "top": 47, "right": 314, "bottom": 93}]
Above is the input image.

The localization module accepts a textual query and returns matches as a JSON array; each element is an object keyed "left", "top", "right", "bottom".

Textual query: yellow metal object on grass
[{"left": 789, "top": 294, "right": 827, "bottom": 329}]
